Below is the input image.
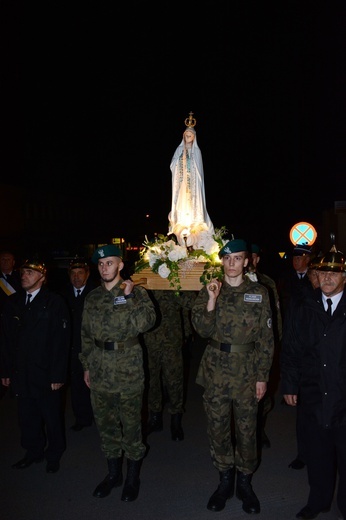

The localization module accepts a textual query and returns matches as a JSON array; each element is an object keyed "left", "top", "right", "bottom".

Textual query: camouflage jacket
[
  {"left": 143, "top": 290, "right": 197, "bottom": 348},
  {"left": 191, "top": 276, "right": 274, "bottom": 383},
  {"left": 79, "top": 282, "right": 156, "bottom": 373}
]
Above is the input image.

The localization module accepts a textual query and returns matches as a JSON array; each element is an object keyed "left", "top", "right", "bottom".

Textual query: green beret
[
  {"left": 219, "top": 239, "right": 248, "bottom": 258},
  {"left": 251, "top": 244, "right": 261, "bottom": 255},
  {"left": 92, "top": 245, "right": 122, "bottom": 264}
]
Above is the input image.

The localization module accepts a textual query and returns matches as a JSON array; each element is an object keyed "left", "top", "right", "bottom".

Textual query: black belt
[
  {"left": 94, "top": 338, "right": 138, "bottom": 351},
  {"left": 210, "top": 339, "right": 255, "bottom": 353}
]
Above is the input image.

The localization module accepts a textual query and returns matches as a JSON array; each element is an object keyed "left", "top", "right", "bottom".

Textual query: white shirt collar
[
  {"left": 322, "top": 292, "right": 343, "bottom": 313},
  {"left": 27, "top": 288, "right": 41, "bottom": 302},
  {"left": 74, "top": 286, "right": 85, "bottom": 297}
]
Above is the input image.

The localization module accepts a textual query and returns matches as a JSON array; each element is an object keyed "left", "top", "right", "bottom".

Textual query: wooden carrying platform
[{"left": 131, "top": 263, "right": 205, "bottom": 291}]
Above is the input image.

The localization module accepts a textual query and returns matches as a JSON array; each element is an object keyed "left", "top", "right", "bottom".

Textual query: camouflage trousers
[
  {"left": 202, "top": 387, "right": 259, "bottom": 474},
  {"left": 91, "top": 386, "right": 146, "bottom": 461},
  {"left": 146, "top": 343, "right": 184, "bottom": 415}
]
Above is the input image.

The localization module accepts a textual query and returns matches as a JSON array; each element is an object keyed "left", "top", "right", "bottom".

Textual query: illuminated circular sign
[{"left": 289, "top": 222, "right": 317, "bottom": 246}]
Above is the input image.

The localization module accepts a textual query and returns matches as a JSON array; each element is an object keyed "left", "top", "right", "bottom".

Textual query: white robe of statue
[{"left": 168, "top": 127, "right": 214, "bottom": 247}]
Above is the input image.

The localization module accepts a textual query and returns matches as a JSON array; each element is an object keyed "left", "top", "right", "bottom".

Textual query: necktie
[
  {"left": 299, "top": 273, "right": 304, "bottom": 279},
  {"left": 26, "top": 293, "right": 32, "bottom": 306},
  {"left": 76, "top": 289, "right": 81, "bottom": 298},
  {"left": 326, "top": 298, "right": 332, "bottom": 316}
]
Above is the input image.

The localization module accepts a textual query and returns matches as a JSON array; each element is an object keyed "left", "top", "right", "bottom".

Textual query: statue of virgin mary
[{"left": 168, "top": 113, "right": 214, "bottom": 247}]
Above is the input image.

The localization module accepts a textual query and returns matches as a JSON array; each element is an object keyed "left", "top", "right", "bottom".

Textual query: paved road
[{"left": 0, "top": 338, "right": 342, "bottom": 520}]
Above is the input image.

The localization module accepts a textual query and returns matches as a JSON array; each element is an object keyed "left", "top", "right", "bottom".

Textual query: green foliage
[
  {"left": 134, "top": 227, "right": 228, "bottom": 294},
  {"left": 200, "top": 262, "right": 224, "bottom": 286}
]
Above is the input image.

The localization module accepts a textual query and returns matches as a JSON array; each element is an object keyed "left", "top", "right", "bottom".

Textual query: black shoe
[
  {"left": 207, "top": 468, "right": 235, "bottom": 512},
  {"left": 121, "top": 479, "right": 140, "bottom": 502},
  {"left": 70, "top": 422, "right": 92, "bottom": 432},
  {"left": 171, "top": 413, "right": 184, "bottom": 441},
  {"left": 93, "top": 474, "right": 123, "bottom": 498},
  {"left": 12, "top": 456, "right": 44, "bottom": 469},
  {"left": 236, "top": 471, "right": 260, "bottom": 514},
  {"left": 121, "top": 459, "right": 142, "bottom": 502},
  {"left": 46, "top": 461, "right": 60, "bottom": 473},
  {"left": 296, "top": 505, "right": 330, "bottom": 519},
  {"left": 146, "top": 412, "right": 163, "bottom": 436},
  {"left": 93, "top": 458, "right": 123, "bottom": 498},
  {"left": 289, "top": 458, "right": 305, "bottom": 470}
]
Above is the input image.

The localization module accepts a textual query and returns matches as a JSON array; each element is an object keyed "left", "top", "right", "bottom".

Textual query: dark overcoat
[
  {"left": 280, "top": 287, "right": 346, "bottom": 429},
  {"left": 59, "top": 277, "right": 99, "bottom": 367},
  {"left": 0, "top": 285, "right": 70, "bottom": 398}
]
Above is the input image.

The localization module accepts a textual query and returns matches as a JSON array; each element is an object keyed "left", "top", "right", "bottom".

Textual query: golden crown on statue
[{"left": 184, "top": 111, "right": 196, "bottom": 128}]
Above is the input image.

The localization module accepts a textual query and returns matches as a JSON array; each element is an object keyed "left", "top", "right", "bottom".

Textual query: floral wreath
[{"left": 134, "top": 226, "right": 228, "bottom": 295}]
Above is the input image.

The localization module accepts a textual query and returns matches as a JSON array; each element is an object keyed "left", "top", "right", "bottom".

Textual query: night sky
[{"left": 2, "top": 2, "right": 345, "bottom": 252}]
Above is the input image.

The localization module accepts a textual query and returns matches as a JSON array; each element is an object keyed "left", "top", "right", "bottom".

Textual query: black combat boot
[
  {"left": 170, "top": 413, "right": 184, "bottom": 441},
  {"left": 146, "top": 411, "right": 163, "bottom": 435},
  {"left": 207, "top": 467, "right": 235, "bottom": 512},
  {"left": 121, "top": 458, "right": 143, "bottom": 502},
  {"left": 93, "top": 457, "right": 123, "bottom": 498},
  {"left": 236, "top": 471, "right": 260, "bottom": 514}
]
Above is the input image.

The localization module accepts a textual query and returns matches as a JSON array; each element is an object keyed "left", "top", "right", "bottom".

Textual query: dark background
[{"left": 1, "top": 2, "right": 345, "bottom": 254}]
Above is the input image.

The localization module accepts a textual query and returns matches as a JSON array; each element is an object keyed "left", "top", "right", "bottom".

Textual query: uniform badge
[
  {"left": 114, "top": 296, "right": 127, "bottom": 306},
  {"left": 267, "top": 318, "right": 272, "bottom": 328},
  {"left": 244, "top": 293, "right": 263, "bottom": 302}
]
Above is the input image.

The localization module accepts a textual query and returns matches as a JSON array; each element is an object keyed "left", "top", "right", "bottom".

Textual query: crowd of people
[
  {"left": 1, "top": 225, "right": 345, "bottom": 520},
  {"left": 2, "top": 108, "right": 345, "bottom": 519},
  {"left": 1, "top": 239, "right": 345, "bottom": 520}
]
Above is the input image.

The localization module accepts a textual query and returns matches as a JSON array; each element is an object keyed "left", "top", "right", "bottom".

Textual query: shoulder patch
[{"left": 244, "top": 293, "right": 263, "bottom": 303}]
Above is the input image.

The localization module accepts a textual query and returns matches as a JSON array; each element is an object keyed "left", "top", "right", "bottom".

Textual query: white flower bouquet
[{"left": 134, "top": 227, "right": 228, "bottom": 294}]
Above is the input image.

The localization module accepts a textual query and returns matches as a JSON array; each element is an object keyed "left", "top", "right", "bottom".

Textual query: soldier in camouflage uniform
[
  {"left": 248, "top": 244, "right": 283, "bottom": 451},
  {"left": 191, "top": 239, "right": 274, "bottom": 515},
  {"left": 142, "top": 289, "right": 197, "bottom": 441},
  {"left": 79, "top": 245, "right": 156, "bottom": 502}
]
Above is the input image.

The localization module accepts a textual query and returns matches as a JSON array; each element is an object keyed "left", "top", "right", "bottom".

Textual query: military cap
[
  {"left": 293, "top": 244, "right": 312, "bottom": 256},
  {"left": 21, "top": 259, "right": 47, "bottom": 275},
  {"left": 92, "top": 244, "right": 122, "bottom": 264},
  {"left": 69, "top": 257, "right": 89, "bottom": 270},
  {"left": 315, "top": 247, "right": 346, "bottom": 272},
  {"left": 219, "top": 239, "right": 248, "bottom": 258},
  {"left": 251, "top": 244, "right": 261, "bottom": 255}
]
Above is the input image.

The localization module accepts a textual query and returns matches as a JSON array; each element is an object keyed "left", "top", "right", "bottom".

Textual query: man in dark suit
[
  {"left": 59, "top": 257, "right": 99, "bottom": 431},
  {"left": 0, "top": 250, "right": 23, "bottom": 398},
  {"left": 281, "top": 246, "right": 346, "bottom": 520},
  {"left": 277, "top": 243, "right": 314, "bottom": 470},
  {"left": 0, "top": 258, "right": 71, "bottom": 474}
]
